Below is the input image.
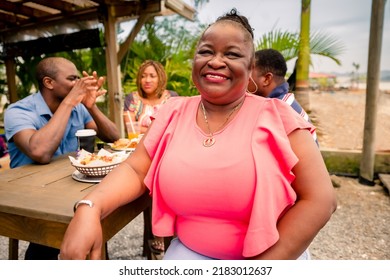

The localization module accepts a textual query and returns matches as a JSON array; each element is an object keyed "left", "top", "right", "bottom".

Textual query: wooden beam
[
  {"left": 0, "top": 7, "right": 99, "bottom": 36},
  {"left": 165, "top": 0, "right": 195, "bottom": 21},
  {"left": 117, "top": 14, "right": 151, "bottom": 63},
  {"left": 110, "top": 0, "right": 161, "bottom": 18},
  {"left": 31, "top": 0, "right": 83, "bottom": 12},
  {"left": 2, "top": 29, "right": 102, "bottom": 58},
  {"left": 0, "top": 1, "right": 52, "bottom": 18},
  {"left": 103, "top": 5, "right": 124, "bottom": 137}
]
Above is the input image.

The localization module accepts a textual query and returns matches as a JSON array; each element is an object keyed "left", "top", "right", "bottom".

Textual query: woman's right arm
[{"left": 60, "top": 137, "right": 151, "bottom": 260}]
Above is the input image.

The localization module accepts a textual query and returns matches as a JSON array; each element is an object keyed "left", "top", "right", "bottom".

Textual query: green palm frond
[
  {"left": 310, "top": 30, "right": 345, "bottom": 65},
  {"left": 255, "top": 28, "right": 345, "bottom": 67},
  {"left": 256, "top": 29, "right": 299, "bottom": 61}
]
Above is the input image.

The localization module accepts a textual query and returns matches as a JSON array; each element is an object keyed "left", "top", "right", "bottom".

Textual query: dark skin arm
[
  {"left": 251, "top": 129, "right": 337, "bottom": 259},
  {"left": 60, "top": 133, "right": 151, "bottom": 260}
]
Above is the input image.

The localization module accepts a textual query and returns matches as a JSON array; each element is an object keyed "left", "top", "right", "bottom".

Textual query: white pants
[{"left": 163, "top": 238, "right": 311, "bottom": 260}]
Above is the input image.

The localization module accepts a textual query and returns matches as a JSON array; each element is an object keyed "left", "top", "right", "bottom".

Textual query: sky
[{"left": 190, "top": 0, "right": 390, "bottom": 74}]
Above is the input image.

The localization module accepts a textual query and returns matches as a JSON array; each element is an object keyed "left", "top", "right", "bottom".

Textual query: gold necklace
[{"left": 200, "top": 100, "right": 243, "bottom": 147}]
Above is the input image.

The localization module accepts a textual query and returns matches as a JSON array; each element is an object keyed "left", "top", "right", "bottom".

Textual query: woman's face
[
  {"left": 141, "top": 65, "right": 159, "bottom": 97},
  {"left": 192, "top": 22, "right": 253, "bottom": 104}
]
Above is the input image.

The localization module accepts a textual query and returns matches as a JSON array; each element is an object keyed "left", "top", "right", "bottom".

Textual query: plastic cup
[
  {"left": 125, "top": 122, "right": 140, "bottom": 140},
  {"left": 75, "top": 129, "right": 96, "bottom": 153}
]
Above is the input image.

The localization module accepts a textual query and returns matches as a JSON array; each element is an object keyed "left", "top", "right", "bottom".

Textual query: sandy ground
[
  {"left": 301, "top": 90, "right": 390, "bottom": 259},
  {"left": 310, "top": 89, "right": 390, "bottom": 152},
  {"left": 0, "top": 90, "right": 389, "bottom": 260},
  {"left": 309, "top": 176, "right": 389, "bottom": 259}
]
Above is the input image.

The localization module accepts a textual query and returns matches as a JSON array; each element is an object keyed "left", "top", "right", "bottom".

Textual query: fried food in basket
[
  {"left": 79, "top": 153, "right": 116, "bottom": 165},
  {"left": 70, "top": 149, "right": 128, "bottom": 167},
  {"left": 112, "top": 138, "right": 138, "bottom": 149}
]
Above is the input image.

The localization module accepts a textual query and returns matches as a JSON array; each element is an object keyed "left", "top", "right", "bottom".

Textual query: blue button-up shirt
[{"left": 4, "top": 92, "right": 92, "bottom": 168}]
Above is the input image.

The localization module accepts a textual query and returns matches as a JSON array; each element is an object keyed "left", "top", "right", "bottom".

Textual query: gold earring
[{"left": 246, "top": 76, "right": 258, "bottom": 94}]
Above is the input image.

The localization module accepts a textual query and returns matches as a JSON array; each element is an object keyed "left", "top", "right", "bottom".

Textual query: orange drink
[
  {"left": 125, "top": 122, "right": 140, "bottom": 140},
  {"left": 127, "top": 132, "right": 139, "bottom": 140}
]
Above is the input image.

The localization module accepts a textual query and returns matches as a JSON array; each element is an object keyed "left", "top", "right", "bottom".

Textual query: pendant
[{"left": 203, "top": 137, "right": 215, "bottom": 147}]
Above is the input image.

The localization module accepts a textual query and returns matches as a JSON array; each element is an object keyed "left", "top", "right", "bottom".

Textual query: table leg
[
  {"left": 143, "top": 207, "right": 153, "bottom": 260},
  {"left": 8, "top": 238, "right": 19, "bottom": 260},
  {"left": 104, "top": 242, "right": 109, "bottom": 260}
]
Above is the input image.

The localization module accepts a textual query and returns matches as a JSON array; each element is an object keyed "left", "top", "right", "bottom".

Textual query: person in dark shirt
[{"left": 249, "top": 48, "right": 318, "bottom": 145}]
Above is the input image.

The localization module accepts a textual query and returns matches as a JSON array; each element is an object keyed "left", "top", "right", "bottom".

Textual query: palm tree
[
  {"left": 257, "top": 0, "right": 345, "bottom": 111},
  {"left": 294, "top": 0, "right": 312, "bottom": 110}
]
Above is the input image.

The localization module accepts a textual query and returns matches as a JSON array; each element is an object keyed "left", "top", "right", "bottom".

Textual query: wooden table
[{"left": 0, "top": 154, "right": 152, "bottom": 259}]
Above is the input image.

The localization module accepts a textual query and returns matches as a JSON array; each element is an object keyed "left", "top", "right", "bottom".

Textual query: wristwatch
[{"left": 73, "top": 199, "right": 94, "bottom": 213}]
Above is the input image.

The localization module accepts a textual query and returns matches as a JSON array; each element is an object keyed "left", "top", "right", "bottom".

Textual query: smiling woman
[{"left": 59, "top": 8, "right": 336, "bottom": 261}]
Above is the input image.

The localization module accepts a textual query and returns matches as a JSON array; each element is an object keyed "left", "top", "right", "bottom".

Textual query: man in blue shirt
[
  {"left": 249, "top": 49, "right": 318, "bottom": 145},
  {"left": 4, "top": 56, "right": 120, "bottom": 259}
]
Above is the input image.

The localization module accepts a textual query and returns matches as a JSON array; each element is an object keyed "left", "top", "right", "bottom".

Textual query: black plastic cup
[{"left": 75, "top": 129, "right": 96, "bottom": 153}]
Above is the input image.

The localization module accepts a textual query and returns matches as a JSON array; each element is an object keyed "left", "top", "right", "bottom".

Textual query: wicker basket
[{"left": 72, "top": 162, "right": 119, "bottom": 177}]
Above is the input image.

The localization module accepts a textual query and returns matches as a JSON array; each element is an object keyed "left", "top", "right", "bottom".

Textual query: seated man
[
  {"left": 4, "top": 56, "right": 120, "bottom": 259},
  {"left": 249, "top": 48, "right": 318, "bottom": 145}
]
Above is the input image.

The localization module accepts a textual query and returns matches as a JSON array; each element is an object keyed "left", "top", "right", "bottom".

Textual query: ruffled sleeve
[{"left": 242, "top": 98, "right": 314, "bottom": 257}]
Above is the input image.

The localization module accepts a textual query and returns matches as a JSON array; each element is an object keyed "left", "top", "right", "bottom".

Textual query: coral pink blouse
[{"left": 143, "top": 94, "right": 314, "bottom": 259}]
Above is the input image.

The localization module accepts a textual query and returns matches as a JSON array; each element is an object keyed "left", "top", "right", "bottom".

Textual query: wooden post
[
  {"left": 4, "top": 58, "right": 17, "bottom": 104},
  {"left": 103, "top": 5, "right": 125, "bottom": 138},
  {"left": 359, "top": 0, "right": 387, "bottom": 185}
]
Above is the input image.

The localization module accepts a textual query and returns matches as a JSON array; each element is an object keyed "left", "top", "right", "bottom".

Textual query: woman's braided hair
[
  {"left": 206, "top": 8, "right": 255, "bottom": 65},
  {"left": 215, "top": 8, "right": 254, "bottom": 40}
]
